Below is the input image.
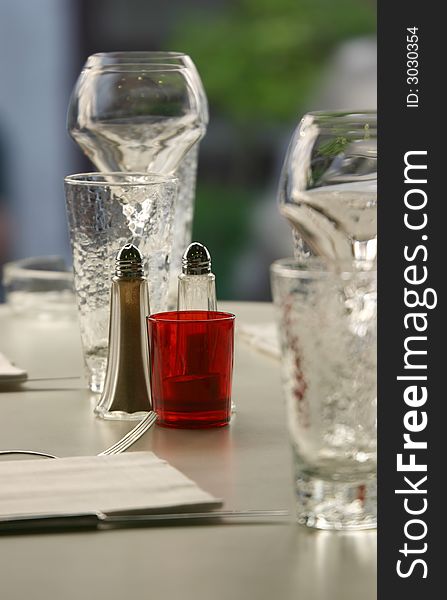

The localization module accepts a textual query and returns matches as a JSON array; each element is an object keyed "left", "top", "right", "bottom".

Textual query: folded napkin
[
  {"left": 0, "top": 452, "right": 222, "bottom": 517},
  {"left": 0, "top": 352, "right": 27, "bottom": 386},
  {"left": 237, "top": 322, "right": 280, "bottom": 359}
]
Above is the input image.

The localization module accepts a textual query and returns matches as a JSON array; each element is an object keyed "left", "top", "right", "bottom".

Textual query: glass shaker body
[
  {"left": 95, "top": 243, "right": 152, "bottom": 420},
  {"left": 177, "top": 272, "right": 217, "bottom": 311}
]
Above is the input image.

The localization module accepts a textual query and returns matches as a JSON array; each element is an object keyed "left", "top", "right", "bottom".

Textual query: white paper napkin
[
  {"left": 0, "top": 352, "right": 27, "bottom": 386},
  {"left": 0, "top": 452, "right": 222, "bottom": 517},
  {"left": 237, "top": 322, "right": 280, "bottom": 359}
]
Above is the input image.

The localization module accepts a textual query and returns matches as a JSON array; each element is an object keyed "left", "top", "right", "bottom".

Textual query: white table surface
[{"left": 0, "top": 301, "right": 376, "bottom": 600}]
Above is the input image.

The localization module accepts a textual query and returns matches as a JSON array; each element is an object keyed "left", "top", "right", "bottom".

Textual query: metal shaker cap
[
  {"left": 182, "top": 242, "right": 211, "bottom": 275},
  {"left": 115, "top": 243, "right": 144, "bottom": 278}
]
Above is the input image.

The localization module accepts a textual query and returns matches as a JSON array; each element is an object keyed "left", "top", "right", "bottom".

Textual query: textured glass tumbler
[
  {"left": 64, "top": 173, "right": 177, "bottom": 392},
  {"left": 147, "top": 311, "right": 235, "bottom": 428},
  {"left": 271, "top": 259, "right": 377, "bottom": 530}
]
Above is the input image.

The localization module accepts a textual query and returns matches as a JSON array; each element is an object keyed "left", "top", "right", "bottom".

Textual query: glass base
[
  {"left": 294, "top": 470, "right": 377, "bottom": 531},
  {"left": 88, "top": 370, "right": 105, "bottom": 394},
  {"left": 155, "top": 412, "right": 231, "bottom": 429},
  {"left": 94, "top": 407, "right": 149, "bottom": 421}
]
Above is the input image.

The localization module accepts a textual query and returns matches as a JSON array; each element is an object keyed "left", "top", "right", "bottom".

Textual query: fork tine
[
  {"left": 111, "top": 413, "right": 157, "bottom": 453},
  {"left": 99, "top": 411, "right": 157, "bottom": 456},
  {"left": 101, "top": 424, "right": 147, "bottom": 455},
  {"left": 0, "top": 412, "right": 158, "bottom": 461},
  {"left": 119, "top": 412, "right": 156, "bottom": 443}
]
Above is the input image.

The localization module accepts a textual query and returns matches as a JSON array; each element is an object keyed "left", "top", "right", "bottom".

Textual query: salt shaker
[
  {"left": 95, "top": 243, "right": 152, "bottom": 420},
  {"left": 177, "top": 242, "right": 217, "bottom": 311}
]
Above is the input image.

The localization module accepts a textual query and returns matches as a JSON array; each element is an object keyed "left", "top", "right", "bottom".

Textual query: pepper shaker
[{"left": 95, "top": 243, "right": 152, "bottom": 420}]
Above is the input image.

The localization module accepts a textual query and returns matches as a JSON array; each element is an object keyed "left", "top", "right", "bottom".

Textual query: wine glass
[
  {"left": 278, "top": 110, "right": 377, "bottom": 263},
  {"left": 67, "top": 55, "right": 208, "bottom": 307},
  {"left": 68, "top": 63, "right": 204, "bottom": 173},
  {"left": 83, "top": 51, "right": 208, "bottom": 125}
]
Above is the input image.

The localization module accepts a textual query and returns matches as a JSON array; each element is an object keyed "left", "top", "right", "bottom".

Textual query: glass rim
[
  {"left": 64, "top": 172, "right": 178, "bottom": 187},
  {"left": 147, "top": 310, "right": 236, "bottom": 324},
  {"left": 88, "top": 51, "right": 187, "bottom": 60},
  {"left": 298, "top": 110, "right": 377, "bottom": 137},
  {"left": 305, "top": 109, "right": 376, "bottom": 118},
  {"left": 3, "top": 256, "right": 73, "bottom": 282},
  {"left": 83, "top": 63, "right": 189, "bottom": 73},
  {"left": 270, "top": 257, "right": 377, "bottom": 278}
]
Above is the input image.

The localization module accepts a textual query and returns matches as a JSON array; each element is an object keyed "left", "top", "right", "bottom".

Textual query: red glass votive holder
[{"left": 147, "top": 311, "right": 235, "bottom": 428}]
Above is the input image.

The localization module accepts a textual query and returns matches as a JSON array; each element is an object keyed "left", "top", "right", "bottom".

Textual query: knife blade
[{"left": 0, "top": 509, "right": 290, "bottom": 534}]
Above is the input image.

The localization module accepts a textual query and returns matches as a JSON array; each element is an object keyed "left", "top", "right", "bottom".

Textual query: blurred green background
[
  {"left": 173, "top": 0, "right": 375, "bottom": 123},
  {"left": 169, "top": 0, "right": 376, "bottom": 297},
  {"left": 0, "top": 0, "right": 376, "bottom": 301}
]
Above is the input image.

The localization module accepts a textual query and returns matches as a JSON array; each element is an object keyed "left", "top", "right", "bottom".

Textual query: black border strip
[{"left": 378, "top": 2, "right": 442, "bottom": 595}]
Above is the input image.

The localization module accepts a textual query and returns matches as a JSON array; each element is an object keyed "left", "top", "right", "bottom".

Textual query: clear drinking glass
[
  {"left": 270, "top": 258, "right": 377, "bottom": 530},
  {"left": 278, "top": 111, "right": 377, "bottom": 263},
  {"left": 2, "top": 256, "right": 76, "bottom": 319},
  {"left": 67, "top": 53, "right": 208, "bottom": 308},
  {"left": 64, "top": 172, "right": 177, "bottom": 392}
]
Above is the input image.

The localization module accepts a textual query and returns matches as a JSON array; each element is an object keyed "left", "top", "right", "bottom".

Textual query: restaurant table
[{"left": 0, "top": 301, "right": 376, "bottom": 600}]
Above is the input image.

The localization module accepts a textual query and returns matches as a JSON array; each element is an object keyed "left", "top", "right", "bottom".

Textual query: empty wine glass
[
  {"left": 68, "top": 63, "right": 204, "bottom": 173},
  {"left": 67, "top": 55, "right": 208, "bottom": 307},
  {"left": 278, "top": 111, "right": 377, "bottom": 263},
  {"left": 83, "top": 51, "right": 208, "bottom": 125}
]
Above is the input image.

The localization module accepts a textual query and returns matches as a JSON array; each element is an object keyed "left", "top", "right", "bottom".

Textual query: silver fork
[
  {"left": 0, "top": 411, "right": 158, "bottom": 459},
  {"left": 98, "top": 411, "right": 157, "bottom": 456}
]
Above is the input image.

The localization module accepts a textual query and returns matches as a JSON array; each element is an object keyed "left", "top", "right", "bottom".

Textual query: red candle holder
[{"left": 147, "top": 311, "right": 235, "bottom": 428}]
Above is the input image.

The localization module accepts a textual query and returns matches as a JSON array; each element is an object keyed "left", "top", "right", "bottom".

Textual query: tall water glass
[
  {"left": 271, "top": 258, "right": 377, "bottom": 530},
  {"left": 67, "top": 52, "right": 208, "bottom": 308},
  {"left": 64, "top": 172, "right": 177, "bottom": 392},
  {"left": 278, "top": 111, "right": 377, "bottom": 263}
]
